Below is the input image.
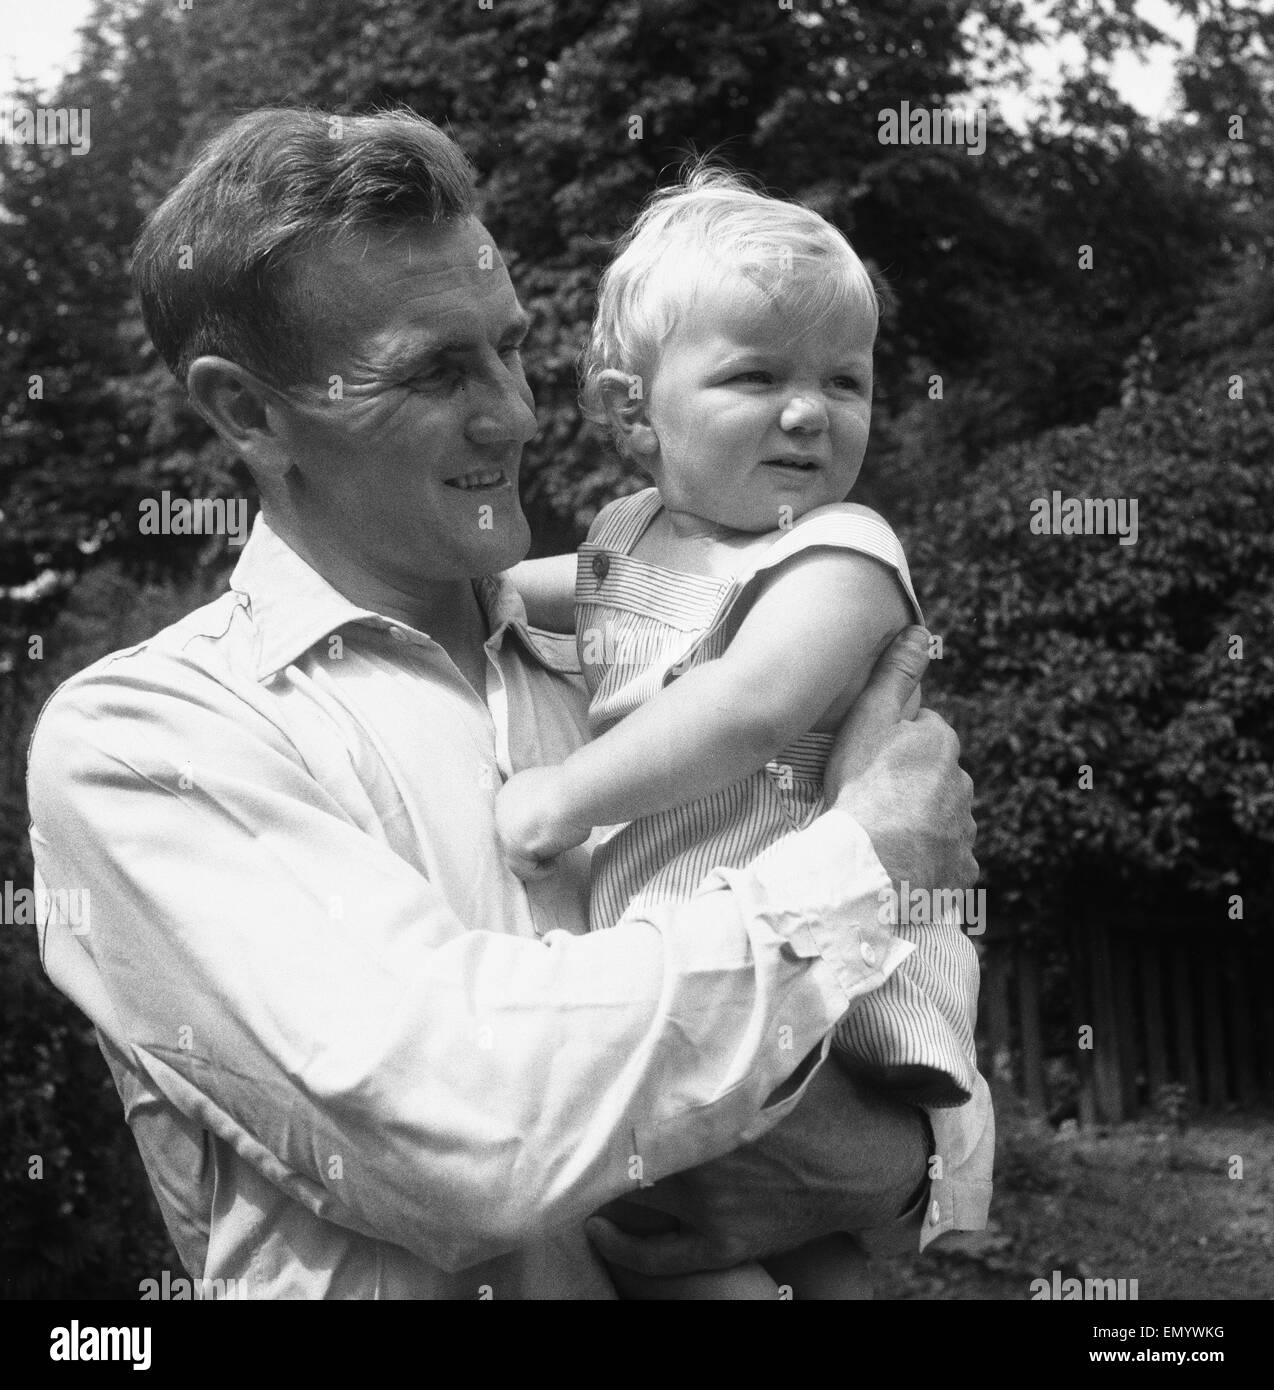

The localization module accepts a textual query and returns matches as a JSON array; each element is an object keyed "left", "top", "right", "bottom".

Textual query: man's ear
[
  {"left": 185, "top": 356, "right": 294, "bottom": 487},
  {"left": 597, "top": 368, "right": 658, "bottom": 457}
]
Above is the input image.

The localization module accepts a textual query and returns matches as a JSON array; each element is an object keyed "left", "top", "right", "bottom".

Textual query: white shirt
[{"left": 26, "top": 515, "right": 990, "bottom": 1298}]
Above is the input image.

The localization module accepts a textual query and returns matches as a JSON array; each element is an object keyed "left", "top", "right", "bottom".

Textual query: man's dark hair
[{"left": 132, "top": 107, "right": 478, "bottom": 386}]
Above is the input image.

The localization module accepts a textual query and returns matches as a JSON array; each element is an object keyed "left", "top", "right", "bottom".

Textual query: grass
[{"left": 871, "top": 1094, "right": 1274, "bottom": 1299}]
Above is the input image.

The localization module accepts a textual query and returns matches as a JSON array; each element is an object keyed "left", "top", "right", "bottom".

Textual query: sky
[
  {"left": 998, "top": 0, "right": 1197, "bottom": 126},
  {"left": 0, "top": 0, "right": 1196, "bottom": 119},
  {"left": 0, "top": 0, "right": 94, "bottom": 97}
]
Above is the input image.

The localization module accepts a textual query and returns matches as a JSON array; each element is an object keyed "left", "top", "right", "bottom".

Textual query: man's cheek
[{"left": 331, "top": 392, "right": 441, "bottom": 451}]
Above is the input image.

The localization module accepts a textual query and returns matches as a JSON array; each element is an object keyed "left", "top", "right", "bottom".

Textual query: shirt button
[
  {"left": 930, "top": 1200, "right": 942, "bottom": 1225},
  {"left": 592, "top": 554, "right": 609, "bottom": 581},
  {"left": 860, "top": 940, "right": 877, "bottom": 968}
]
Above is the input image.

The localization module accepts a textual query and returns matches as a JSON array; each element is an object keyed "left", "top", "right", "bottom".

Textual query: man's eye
[
  {"left": 832, "top": 375, "right": 862, "bottom": 391},
  {"left": 499, "top": 342, "right": 525, "bottom": 361},
  {"left": 407, "top": 369, "right": 465, "bottom": 395},
  {"left": 730, "top": 371, "right": 771, "bottom": 384}
]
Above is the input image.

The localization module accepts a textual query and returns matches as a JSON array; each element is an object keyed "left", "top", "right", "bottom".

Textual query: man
[{"left": 27, "top": 108, "right": 991, "bottom": 1298}]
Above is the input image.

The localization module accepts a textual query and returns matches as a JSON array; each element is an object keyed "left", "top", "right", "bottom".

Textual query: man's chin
[{"left": 468, "top": 514, "right": 532, "bottom": 576}]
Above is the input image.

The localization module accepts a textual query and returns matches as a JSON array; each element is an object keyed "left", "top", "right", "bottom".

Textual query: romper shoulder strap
[
  {"left": 734, "top": 502, "right": 924, "bottom": 623},
  {"left": 583, "top": 487, "right": 663, "bottom": 555}
]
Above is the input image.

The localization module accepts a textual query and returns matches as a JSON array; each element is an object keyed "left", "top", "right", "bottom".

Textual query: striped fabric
[{"left": 577, "top": 488, "right": 979, "bottom": 1108}]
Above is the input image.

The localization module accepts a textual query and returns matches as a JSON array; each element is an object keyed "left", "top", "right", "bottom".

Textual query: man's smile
[{"left": 443, "top": 467, "right": 514, "bottom": 491}]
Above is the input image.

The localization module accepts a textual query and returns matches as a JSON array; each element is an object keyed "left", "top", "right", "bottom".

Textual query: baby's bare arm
[
  {"left": 505, "top": 554, "right": 577, "bottom": 631},
  {"left": 500, "top": 549, "right": 912, "bottom": 867}
]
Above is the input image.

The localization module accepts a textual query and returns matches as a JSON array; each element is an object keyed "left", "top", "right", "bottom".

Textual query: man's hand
[
  {"left": 494, "top": 765, "right": 592, "bottom": 881},
  {"left": 585, "top": 1061, "right": 929, "bottom": 1276},
  {"left": 825, "top": 625, "right": 978, "bottom": 893}
]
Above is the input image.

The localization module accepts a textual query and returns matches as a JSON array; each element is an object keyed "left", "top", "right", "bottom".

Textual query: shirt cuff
[{"left": 715, "top": 806, "right": 914, "bottom": 1011}]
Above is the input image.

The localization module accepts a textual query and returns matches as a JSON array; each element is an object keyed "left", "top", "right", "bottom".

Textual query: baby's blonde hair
[{"left": 580, "top": 162, "right": 879, "bottom": 455}]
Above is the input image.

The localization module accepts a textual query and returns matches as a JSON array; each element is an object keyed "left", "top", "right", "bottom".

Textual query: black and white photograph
[{"left": 0, "top": 0, "right": 1269, "bottom": 1349}]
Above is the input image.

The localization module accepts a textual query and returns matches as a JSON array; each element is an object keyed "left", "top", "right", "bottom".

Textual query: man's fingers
[
  {"left": 912, "top": 706, "right": 961, "bottom": 758},
  {"left": 585, "top": 1217, "right": 728, "bottom": 1277},
  {"left": 859, "top": 625, "right": 929, "bottom": 727},
  {"left": 829, "top": 626, "right": 930, "bottom": 780}
]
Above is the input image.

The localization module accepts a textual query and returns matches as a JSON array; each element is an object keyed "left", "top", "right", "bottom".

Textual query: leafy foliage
[{"left": 910, "top": 355, "right": 1274, "bottom": 931}]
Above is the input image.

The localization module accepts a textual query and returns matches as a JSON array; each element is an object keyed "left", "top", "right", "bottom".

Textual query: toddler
[{"left": 500, "top": 166, "right": 979, "bottom": 1298}]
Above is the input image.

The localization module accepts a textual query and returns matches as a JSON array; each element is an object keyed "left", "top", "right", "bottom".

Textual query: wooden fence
[{"left": 978, "top": 919, "right": 1274, "bottom": 1124}]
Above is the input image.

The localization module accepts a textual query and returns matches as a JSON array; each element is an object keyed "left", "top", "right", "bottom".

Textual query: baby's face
[{"left": 641, "top": 276, "right": 873, "bottom": 533}]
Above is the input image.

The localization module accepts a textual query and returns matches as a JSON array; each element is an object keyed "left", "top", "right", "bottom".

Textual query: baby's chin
[{"left": 731, "top": 486, "right": 852, "bottom": 532}]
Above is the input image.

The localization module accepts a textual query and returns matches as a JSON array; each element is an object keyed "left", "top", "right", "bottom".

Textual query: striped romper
[{"left": 576, "top": 488, "right": 979, "bottom": 1108}]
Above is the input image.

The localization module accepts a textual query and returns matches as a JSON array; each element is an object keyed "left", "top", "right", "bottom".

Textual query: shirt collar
[{"left": 229, "top": 513, "right": 578, "bottom": 681}]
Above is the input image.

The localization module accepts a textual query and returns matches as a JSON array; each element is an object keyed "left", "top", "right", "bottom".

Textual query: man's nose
[
  {"left": 780, "top": 393, "right": 828, "bottom": 433},
  {"left": 466, "top": 365, "right": 538, "bottom": 447}
]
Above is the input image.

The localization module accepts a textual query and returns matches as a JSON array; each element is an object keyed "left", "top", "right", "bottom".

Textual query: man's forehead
[
  {"left": 287, "top": 218, "right": 521, "bottom": 344},
  {"left": 313, "top": 219, "right": 503, "bottom": 275}
]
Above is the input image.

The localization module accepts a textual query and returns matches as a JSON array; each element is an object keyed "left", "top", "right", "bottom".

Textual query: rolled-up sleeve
[{"left": 28, "top": 667, "right": 908, "bottom": 1273}]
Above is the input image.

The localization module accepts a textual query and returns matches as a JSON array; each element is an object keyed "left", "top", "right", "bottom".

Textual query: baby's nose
[{"left": 780, "top": 394, "right": 828, "bottom": 431}]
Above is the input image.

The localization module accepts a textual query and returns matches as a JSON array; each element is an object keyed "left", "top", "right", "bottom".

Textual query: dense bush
[{"left": 910, "top": 356, "right": 1274, "bottom": 936}]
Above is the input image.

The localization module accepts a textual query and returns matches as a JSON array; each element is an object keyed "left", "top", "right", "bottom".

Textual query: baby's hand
[{"left": 495, "top": 765, "right": 592, "bottom": 881}]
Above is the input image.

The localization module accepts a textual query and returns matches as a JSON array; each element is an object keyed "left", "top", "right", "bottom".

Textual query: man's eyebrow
[
  {"left": 374, "top": 312, "right": 532, "bottom": 375},
  {"left": 387, "top": 312, "right": 531, "bottom": 365}
]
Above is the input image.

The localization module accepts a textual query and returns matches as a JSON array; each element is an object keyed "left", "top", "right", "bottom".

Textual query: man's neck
[{"left": 262, "top": 509, "right": 491, "bottom": 685}]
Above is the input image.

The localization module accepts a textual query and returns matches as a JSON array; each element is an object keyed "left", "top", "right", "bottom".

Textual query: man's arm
[
  {"left": 26, "top": 641, "right": 946, "bottom": 1273},
  {"left": 586, "top": 1058, "right": 930, "bottom": 1274}
]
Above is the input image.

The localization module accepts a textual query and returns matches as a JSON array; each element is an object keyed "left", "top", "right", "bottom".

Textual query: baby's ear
[{"left": 597, "top": 369, "right": 658, "bottom": 457}]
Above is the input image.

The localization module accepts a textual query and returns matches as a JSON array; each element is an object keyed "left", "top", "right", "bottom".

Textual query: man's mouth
[
  {"left": 443, "top": 469, "right": 511, "bottom": 491},
  {"left": 761, "top": 457, "right": 821, "bottom": 472}
]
